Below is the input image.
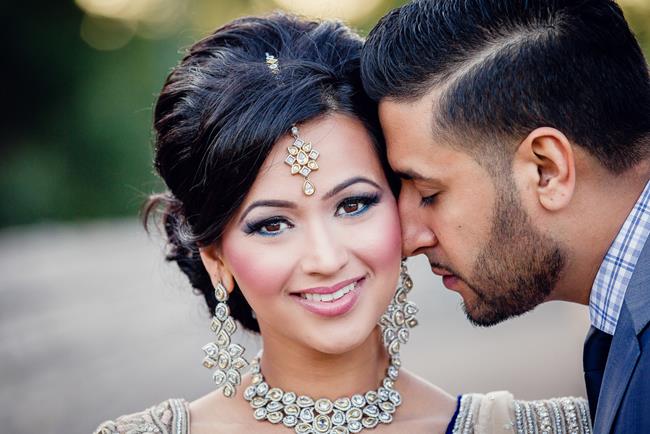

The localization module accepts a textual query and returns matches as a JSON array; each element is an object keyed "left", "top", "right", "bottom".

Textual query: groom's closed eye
[{"left": 420, "top": 193, "right": 439, "bottom": 207}]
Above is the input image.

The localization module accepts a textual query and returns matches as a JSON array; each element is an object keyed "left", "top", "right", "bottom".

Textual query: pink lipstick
[{"left": 291, "top": 276, "right": 365, "bottom": 317}]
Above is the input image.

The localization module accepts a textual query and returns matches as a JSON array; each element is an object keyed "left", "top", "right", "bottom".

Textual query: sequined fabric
[
  {"left": 93, "top": 392, "right": 591, "bottom": 434},
  {"left": 451, "top": 392, "right": 591, "bottom": 434},
  {"left": 94, "top": 399, "right": 189, "bottom": 434}
]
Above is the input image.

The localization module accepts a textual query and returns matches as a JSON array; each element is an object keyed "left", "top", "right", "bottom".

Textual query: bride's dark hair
[{"left": 143, "top": 13, "right": 395, "bottom": 332}]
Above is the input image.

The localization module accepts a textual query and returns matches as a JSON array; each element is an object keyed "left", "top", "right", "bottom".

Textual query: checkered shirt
[{"left": 589, "top": 180, "right": 650, "bottom": 335}]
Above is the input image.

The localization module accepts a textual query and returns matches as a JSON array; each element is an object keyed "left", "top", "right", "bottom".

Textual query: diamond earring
[
  {"left": 379, "top": 261, "right": 419, "bottom": 358},
  {"left": 201, "top": 282, "right": 249, "bottom": 397}
]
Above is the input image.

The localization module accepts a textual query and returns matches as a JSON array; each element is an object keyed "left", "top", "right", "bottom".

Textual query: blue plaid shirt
[{"left": 590, "top": 180, "right": 650, "bottom": 335}]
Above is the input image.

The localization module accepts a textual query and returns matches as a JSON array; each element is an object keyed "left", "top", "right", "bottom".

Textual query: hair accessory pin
[
  {"left": 265, "top": 52, "right": 279, "bottom": 74},
  {"left": 284, "top": 125, "right": 319, "bottom": 196}
]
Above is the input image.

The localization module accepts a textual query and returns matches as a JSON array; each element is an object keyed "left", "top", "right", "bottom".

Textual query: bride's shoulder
[
  {"left": 93, "top": 398, "right": 189, "bottom": 434},
  {"left": 450, "top": 391, "right": 591, "bottom": 434},
  {"left": 396, "top": 369, "right": 458, "bottom": 429},
  {"left": 399, "top": 368, "right": 456, "bottom": 406}
]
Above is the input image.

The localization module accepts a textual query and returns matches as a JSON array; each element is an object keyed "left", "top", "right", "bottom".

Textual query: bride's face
[{"left": 220, "top": 113, "right": 402, "bottom": 354}]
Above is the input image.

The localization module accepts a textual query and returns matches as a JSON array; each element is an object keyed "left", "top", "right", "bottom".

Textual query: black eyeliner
[
  {"left": 337, "top": 192, "right": 382, "bottom": 215},
  {"left": 243, "top": 216, "right": 290, "bottom": 235}
]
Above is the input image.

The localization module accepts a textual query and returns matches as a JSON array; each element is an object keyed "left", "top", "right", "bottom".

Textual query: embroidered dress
[
  {"left": 95, "top": 399, "right": 189, "bottom": 434},
  {"left": 94, "top": 393, "right": 590, "bottom": 434},
  {"left": 447, "top": 392, "right": 591, "bottom": 434}
]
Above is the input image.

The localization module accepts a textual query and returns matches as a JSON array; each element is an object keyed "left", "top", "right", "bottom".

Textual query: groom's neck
[{"left": 548, "top": 158, "right": 650, "bottom": 305}]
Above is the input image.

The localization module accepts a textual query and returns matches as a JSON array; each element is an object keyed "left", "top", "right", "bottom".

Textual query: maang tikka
[
  {"left": 284, "top": 124, "right": 320, "bottom": 196},
  {"left": 201, "top": 282, "right": 249, "bottom": 397},
  {"left": 265, "top": 53, "right": 320, "bottom": 197}
]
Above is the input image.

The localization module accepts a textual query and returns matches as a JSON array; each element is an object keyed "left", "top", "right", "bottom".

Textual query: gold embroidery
[{"left": 93, "top": 399, "right": 189, "bottom": 434}]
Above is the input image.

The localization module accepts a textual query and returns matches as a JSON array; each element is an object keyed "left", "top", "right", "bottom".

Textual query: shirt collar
[{"left": 589, "top": 180, "right": 650, "bottom": 335}]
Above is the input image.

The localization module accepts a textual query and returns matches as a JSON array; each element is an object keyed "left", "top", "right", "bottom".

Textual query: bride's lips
[{"left": 290, "top": 276, "right": 365, "bottom": 317}]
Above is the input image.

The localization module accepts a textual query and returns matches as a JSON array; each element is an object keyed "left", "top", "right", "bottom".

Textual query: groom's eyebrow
[{"left": 395, "top": 169, "right": 433, "bottom": 182}]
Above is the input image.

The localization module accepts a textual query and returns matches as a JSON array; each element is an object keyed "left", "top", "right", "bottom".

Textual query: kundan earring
[
  {"left": 201, "top": 281, "right": 249, "bottom": 397},
  {"left": 379, "top": 260, "right": 419, "bottom": 358}
]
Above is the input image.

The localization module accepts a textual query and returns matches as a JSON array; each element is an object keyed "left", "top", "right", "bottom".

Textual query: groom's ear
[{"left": 512, "top": 127, "right": 576, "bottom": 212}]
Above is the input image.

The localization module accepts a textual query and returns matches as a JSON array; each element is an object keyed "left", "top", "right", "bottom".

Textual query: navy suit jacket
[{"left": 593, "top": 239, "right": 650, "bottom": 433}]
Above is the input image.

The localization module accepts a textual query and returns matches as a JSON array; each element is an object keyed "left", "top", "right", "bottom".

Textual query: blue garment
[
  {"left": 445, "top": 396, "right": 461, "bottom": 434},
  {"left": 584, "top": 327, "right": 612, "bottom": 423},
  {"left": 591, "top": 237, "right": 650, "bottom": 434}
]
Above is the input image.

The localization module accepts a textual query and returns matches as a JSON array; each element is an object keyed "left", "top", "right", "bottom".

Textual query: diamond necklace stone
[{"left": 243, "top": 356, "right": 402, "bottom": 433}]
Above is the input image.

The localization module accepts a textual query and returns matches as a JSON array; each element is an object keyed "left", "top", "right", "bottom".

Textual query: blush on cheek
[
  {"left": 222, "top": 237, "right": 292, "bottom": 298},
  {"left": 355, "top": 205, "right": 402, "bottom": 269}
]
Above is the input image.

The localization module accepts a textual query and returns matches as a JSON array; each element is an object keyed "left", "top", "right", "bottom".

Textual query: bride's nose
[{"left": 299, "top": 221, "right": 349, "bottom": 276}]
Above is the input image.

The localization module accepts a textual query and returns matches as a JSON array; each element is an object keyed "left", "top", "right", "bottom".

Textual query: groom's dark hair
[{"left": 362, "top": 0, "right": 650, "bottom": 173}]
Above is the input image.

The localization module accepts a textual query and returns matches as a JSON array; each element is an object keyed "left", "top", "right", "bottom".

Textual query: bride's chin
[
  {"left": 302, "top": 323, "right": 381, "bottom": 356},
  {"left": 310, "top": 340, "right": 364, "bottom": 356}
]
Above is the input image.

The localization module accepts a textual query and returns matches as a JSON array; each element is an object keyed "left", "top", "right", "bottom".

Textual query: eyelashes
[
  {"left": 244, "top": 217, "right": 291, "bottom": 237},
  {"left": 336, "top": 193, "right": 381, "bottom": 217},
  {"left": 419, "top": 193, "right": 438, "bottom": 207},
  {"left": 243, "top": 192, "right": 382, "bottom": 237}
]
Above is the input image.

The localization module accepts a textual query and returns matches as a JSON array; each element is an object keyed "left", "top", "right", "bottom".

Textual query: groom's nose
[{"left": 399, "top": 187, "right": 438, "bottom": 257}]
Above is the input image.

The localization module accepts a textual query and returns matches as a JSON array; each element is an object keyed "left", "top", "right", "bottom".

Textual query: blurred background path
[{"left": 0, "top": 220, "right": 589, "bottom": 434}]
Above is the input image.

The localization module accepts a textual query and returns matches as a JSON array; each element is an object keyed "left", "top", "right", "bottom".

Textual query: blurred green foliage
[{"left": 1, "top": 0, "right": 648, "bottom": 228}]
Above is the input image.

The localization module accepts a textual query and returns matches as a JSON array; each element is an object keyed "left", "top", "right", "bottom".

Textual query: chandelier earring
[
  {"left": 379, "top": 260, "right": 419, "bottom": 360},
  {"left": 201, "top": 281, "right": 249, "bottom": 398}
]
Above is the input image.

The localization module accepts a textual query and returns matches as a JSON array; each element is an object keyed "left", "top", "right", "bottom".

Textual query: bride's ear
[{"left": 199, "top": 245, "right": 236, "bottom": 294}]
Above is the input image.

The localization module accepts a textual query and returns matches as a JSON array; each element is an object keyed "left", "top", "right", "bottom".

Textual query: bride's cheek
[
  {"left": 223, "top": 238, "right": 293, "bottom": 298},
  {"left": 356, "top": 207, "right": 402, "bottom": 268}
]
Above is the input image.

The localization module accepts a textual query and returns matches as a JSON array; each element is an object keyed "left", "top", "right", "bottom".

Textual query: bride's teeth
[{"left": 301, "top": 282, "right": 357, "bottom": 302}]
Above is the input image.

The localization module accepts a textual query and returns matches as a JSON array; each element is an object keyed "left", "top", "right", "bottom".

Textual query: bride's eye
[
  {"left": 245, "top": 218, "right": 292, "bottom": 237},
  {"left": 335, "top": 193, "right": 381, "bottom": 217},
  {"left": 262, "top": 221, "right": 283, "bottom": 233}
]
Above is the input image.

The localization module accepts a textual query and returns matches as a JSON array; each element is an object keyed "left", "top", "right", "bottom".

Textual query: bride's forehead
[{"left": 253, "top": 116, "right": 382, "bottom": 195}]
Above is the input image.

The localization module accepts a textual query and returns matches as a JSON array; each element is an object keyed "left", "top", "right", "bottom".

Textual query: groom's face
[{"left": 379, "top": 97, "right": 566, "bottom": 326}]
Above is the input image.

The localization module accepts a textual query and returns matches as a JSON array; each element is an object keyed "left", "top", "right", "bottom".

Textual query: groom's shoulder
[{"left": 621, "top": 240, "right": 650, "bottom": 335}]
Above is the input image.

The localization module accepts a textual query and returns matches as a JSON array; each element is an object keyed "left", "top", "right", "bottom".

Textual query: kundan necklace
[
  {"left": 243, "top": 355, "right": 403, "bottom": 434},
  {"left": 240, "top": 261, "right": 418, "bottom": 433}
]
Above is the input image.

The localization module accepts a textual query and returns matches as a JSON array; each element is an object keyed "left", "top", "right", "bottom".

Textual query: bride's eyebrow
[
  {"left": 239, "top": 200, "right": 296, "bottom": 222},
  {"left": 322, "top": 176, "right": 382, "bottom": 200}
]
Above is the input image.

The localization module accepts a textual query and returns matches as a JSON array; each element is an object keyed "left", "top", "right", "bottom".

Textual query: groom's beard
[
  {"left": 466, "top": 184, "right": 566, "bottom": 326},
  {"left": 435, "top": 181, "right": 567, "bottom": 327}
]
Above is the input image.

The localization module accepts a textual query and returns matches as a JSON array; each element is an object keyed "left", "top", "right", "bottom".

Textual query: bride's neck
[{"left": 257, "top": 326, "right": 389, "bottom": 399}]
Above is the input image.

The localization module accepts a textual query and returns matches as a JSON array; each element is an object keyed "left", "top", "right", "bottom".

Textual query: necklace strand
[
  {"left": 242, "top": 263, "right": 415, "bottom": 433},
  {"left": 243, "top": 355, "right": 403, "bottom": 433}
]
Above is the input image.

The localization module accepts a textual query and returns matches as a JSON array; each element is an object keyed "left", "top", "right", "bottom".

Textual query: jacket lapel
[
  {"left": 593, "top": 305, "right": 640, "bottom": 434},
  {"left": 593, "top": 240, "right": 650, "bottom": 434}
]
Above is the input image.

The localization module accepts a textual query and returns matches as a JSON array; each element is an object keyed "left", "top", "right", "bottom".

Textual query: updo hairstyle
[{"left": 144, "top": 13, "right": 395, "bottom": 333}]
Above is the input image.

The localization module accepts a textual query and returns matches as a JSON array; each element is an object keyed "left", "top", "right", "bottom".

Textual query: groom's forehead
[
  {"left": 379, "top": 98, "right": 432, "bottom": 139},
  {"left": 378, "top": 85, "right": 455, "bottom": 136},
  {"left": 379, "top": 99, "right": 458, "bottom": 152}
]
